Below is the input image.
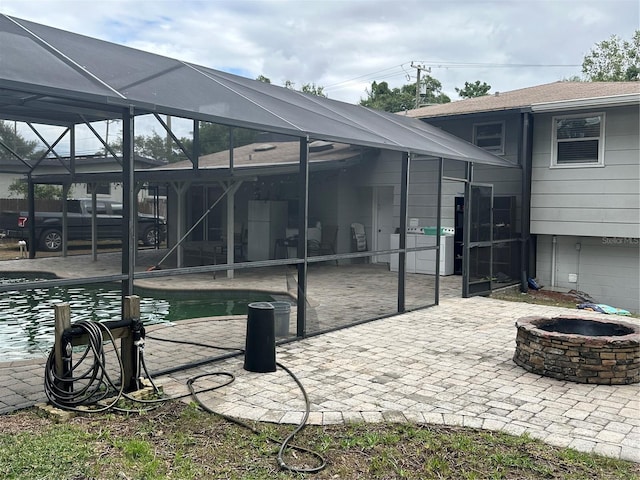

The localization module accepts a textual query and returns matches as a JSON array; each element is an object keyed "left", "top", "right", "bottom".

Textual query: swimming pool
[{"left": 0, "top": 272, "right": 278, "bottom": 361}]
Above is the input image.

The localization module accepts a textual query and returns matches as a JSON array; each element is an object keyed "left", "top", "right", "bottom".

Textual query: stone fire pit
[{"left": 514, "top": 315, "right": 639, "bottom": 385}]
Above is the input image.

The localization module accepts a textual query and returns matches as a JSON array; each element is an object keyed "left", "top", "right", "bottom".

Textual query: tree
[
  {"left": 283, "top": 80, "right": 327, "bottom": 97},
  {"left": 420, "top": 75, "right": 451, "bottom": 105},
  {"left": 455, "top": 80, "right": 491, "bottom": 98},
  {"left": 8, "top": 180, "right": 68, "bottom": 200},
  {"left": 0, "top": 121, "right": 65, "bottom": 199},
  {"left": 360, "top": 75, "right": 450, "bottom": 113},
  {"left": 582, "top": 31, "right": 640, "bottom": 81},
  {"left": 360, "top": 81, "right": 414, "bottom": 112},
  {"left": 300, "top": 82, "right": 326, "bottom": 97},
  {"left": 0, "top": 120, "right": 43, "bottom": 160},
  {"left": 197, "top": 123, "right": 257, "bottom": 155}
]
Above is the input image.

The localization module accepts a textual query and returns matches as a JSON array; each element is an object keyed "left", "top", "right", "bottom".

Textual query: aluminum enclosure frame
[{"left": 0, "top": 15, "right": 518, "bottom": 343}]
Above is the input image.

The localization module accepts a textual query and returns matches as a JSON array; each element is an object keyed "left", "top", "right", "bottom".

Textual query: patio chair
[{"left": 351, "top": 222, "right": 367, "bottom": 254}]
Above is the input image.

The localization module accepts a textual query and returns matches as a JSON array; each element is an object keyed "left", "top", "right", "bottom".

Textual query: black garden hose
[{"left": 45, "top": 322, "right": 326, "bottom": 473}]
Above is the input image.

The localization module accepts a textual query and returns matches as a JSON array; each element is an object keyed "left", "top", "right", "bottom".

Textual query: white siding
[
  {"left": 535, "top": 234, "right": 640, "bottom": 313},
  {"left": 531, "top": 106, "right": 640, "bottom": 238}
]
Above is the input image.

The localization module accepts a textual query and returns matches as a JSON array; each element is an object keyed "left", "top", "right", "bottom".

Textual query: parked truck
[{"left": 0, "top": 199, "right": 165, "bottom": 252}]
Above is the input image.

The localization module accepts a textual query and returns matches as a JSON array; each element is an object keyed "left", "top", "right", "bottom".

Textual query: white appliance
[
  {"left": 247, "top": 200, "right": 288, "bottom": 261},
  {"left": 389, "top": 232, "right": 454, "bottom": 276}
]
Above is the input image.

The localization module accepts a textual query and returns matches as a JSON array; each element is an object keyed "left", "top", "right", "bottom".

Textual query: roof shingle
[{"left": 405, "top": 81, "right": 640, "bottom": 118}]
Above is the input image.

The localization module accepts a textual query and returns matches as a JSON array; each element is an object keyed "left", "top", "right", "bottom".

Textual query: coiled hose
[
  {"left": 44, "top": 323, "right": 326, "bottom": 473},
  {"left": 44, "top": 320, "right": 164, "bottom": 413}
]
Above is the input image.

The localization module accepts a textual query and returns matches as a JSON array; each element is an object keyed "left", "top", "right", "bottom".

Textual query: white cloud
[{"left": 2, "top": 0, "right": 638, "bottom": 103}]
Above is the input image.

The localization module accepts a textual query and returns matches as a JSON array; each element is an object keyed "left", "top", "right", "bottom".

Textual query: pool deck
[{"left": 1, "top": 250, "right": 638, "bottom": 463}]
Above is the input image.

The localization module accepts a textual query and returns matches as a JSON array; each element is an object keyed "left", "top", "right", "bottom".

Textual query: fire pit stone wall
[{"left": 514, "top": 315, "right": 639, "bottom": 385}]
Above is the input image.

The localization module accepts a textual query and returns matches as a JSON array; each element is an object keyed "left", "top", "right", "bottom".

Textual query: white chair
[{"left": 351, "top": 223, "right": 367, "bottom": 252}]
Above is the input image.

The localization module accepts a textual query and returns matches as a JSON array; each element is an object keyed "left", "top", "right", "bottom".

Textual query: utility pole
[{"left": 410, "top": 62, "right": 429, "bottom": 109}]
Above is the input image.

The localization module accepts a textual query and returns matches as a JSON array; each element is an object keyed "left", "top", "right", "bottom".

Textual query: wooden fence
[{"left": 0, "top": 198, "right": 165, "bottom": 216}]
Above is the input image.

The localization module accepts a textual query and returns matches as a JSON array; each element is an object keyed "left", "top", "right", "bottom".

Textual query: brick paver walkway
[{"left": 0, "top": 251, "right": 638, "bottom": 462}]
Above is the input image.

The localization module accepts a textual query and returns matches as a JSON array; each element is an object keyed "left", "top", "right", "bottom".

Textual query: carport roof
[{"left": 0, "top": 14, "right": 515, "bottom": 168}]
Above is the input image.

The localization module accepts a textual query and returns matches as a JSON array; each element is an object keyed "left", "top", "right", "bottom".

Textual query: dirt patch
[{"left": 491, "top": 285, "right": 597, "bottom": 310}]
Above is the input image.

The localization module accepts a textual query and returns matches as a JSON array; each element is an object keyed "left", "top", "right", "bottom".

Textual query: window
[
  {"left": 473, "top": 122, "right": 505, "bottom": 155},
  {"left": 86, "top": 183, "right": 111, "bottom": 195},
  {"left": 552, "top": 113, "right": 604, "bottom": 167}
]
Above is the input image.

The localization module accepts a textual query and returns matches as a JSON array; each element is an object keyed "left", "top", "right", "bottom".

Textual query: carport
[{"left": 0, "top": 14, "right": 518, "bottom": 339}]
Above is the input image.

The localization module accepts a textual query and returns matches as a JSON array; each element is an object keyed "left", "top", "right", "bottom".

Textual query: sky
[{"left": 2, "top": 0, "right": 639, "bottom": 105}]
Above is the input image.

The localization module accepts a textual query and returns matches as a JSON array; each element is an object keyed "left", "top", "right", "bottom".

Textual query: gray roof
[
  {"left": 0, "top": 14, "right": 514, "bottom": 168},
  {"left": 406, "top": 81, "right": 640, "bottom": 118},
  {"left": 160, "top": 140, "right": 361, "bottom": 171}
]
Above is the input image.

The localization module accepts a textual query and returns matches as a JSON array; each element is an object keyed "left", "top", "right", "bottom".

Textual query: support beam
[
  {"left": 121, "top": 295, "right": 141, "bottom": 391},
  {"left": 169, "top": 181, "right": 191, "bottom": 268},
  {"left": 121, "top": 107, "right": 135, "bottom": 300},
  {"left": 89, "top": 184, "right": 97, "bottom": 261},
  {"left": 224, "top": 180, "right": 243, "bottom": 279},
  {"left": 397, "top": 152, "right": 409, "bottom": 312},
  {"left": 192, "top": 119, "right": 200, "bottom": 170},
  {"left": 54, "top": 303, "right": 72, "bottom": 392},
  {"left": 435, "top": 157, "right": 443, "bottom": 305},
  {"left": 462, "top": 163, "right": 474, "bottom": 298},
  {"left": 296, "top": 137, "right": 309, "bottom": 338},
  {"left": 62, "top": 183, "right": 70, "bottom": 258},
  {"left": 27, "top": 176, "right": 36, "bottom": 259}
]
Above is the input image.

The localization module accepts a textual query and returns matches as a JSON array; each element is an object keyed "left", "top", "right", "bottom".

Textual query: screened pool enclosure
[{"left": 0, "top": 15, "right": 522, "bottom": 357}]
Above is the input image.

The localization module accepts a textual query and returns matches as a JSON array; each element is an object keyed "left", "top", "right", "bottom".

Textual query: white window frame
[
  {"left": 551, "top": 112, "right": 605, "bottom": 168},
  {"left": 472, "top": 121, "right": 505, "bottom": 155}
]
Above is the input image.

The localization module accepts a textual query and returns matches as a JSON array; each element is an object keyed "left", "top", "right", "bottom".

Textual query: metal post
[
  {"left": 296, "top": 137, "right": 309, "bottom": 337},
  {"left": 434, "top": 157, "right": 443, "bottom": 304},
  {"left": 462, "top": 163, "right": 474, "bottom": 298},
  {"left": 90, "top": 185, "right": 97, "bottom": 261},
  {"left": 122, "top": 107, "right": 135, "bottom": 299},
  {"left": 192, "top": 119, "right": 199, "bottom": 171},
  {"left": 62, "top": 183, "right": 70, "bottom": 258},
  {"left": 27, "top": 176, "right": 36, "bottom": 259},
  {"left": 398, "top": 152, "right": 409, "bottom": 312},
  {"left": 229, "top": 127, "right": 234, "bottom": 173}
]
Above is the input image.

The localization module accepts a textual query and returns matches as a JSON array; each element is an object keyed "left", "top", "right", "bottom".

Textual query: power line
[
  {"left": 420, "top": 61, "right": 582, "bottom": 68},
  {"left": 322, "top": 63, "right": 410, "bottom": 88},
  {"left": 323, "top": 59, "right": 581, "bottom": 94}
]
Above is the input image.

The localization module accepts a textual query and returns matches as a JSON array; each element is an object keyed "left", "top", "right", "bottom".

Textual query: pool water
[{"left": 0, "top": 273, "right": 277, "bottom": 361}]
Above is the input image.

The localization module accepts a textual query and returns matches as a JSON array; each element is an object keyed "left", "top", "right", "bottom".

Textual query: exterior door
[
  {"left": 463, "top": 183, "right": 493, "bottom": 297},
  {"left": 373, "top": 186, "right": 394, "bottom": 264}
]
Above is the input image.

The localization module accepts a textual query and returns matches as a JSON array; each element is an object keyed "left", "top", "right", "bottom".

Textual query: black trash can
[{"left": 244, "top": 302, "right": 276, "bottom": 373}]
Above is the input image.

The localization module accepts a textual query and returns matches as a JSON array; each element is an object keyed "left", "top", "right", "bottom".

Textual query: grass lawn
[{"left": 1, "top": 401, "right": 638, "bottom": 480}]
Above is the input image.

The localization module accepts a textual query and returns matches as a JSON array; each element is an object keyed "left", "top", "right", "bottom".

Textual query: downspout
[
  {"left": 551, "top": 235, "right": 557, "bottom": 288},
  {"left": 519, "top": 111, "right": 534, "bottom": 292}
]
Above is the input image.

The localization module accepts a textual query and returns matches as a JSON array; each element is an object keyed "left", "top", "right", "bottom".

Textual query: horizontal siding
[
  {"left": 535, "top": 234, "right": 640, "bottom": 313},
  {"left": 531, "top": 207, "right": 636, "bottom": 223},
  {"left": 531, "top": 220, "right": 639, "bottom": 237},
  {"left": 532, "top": 194, "right": 638, "bottom": 209},
  {"left": 532, "top": 163, "right": 639, "bottom": 182},
  {"left": 530, "top": 106, "right": 640, "bottom": 237},
  {"left": 532, "top": 178, "right": 639, "bottom": 195}
]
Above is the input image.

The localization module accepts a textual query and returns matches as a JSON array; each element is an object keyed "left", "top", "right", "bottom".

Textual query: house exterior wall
[
  {"left": 535, "top": 234, "right": 639, "bottom": 313},
  {"left": 427, "top": 112, "right": 524, "bottom": 230},
  {"left": 530, "top": 104, "right": 639, "bottom": 312},
  {"left": 530, "top": 105, "right": 640, "bottom": 238}
]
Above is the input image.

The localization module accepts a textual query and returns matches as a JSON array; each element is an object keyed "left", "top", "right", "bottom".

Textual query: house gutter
[{"left": 531, "top": 93, "right": 640, "bottom": 112}]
